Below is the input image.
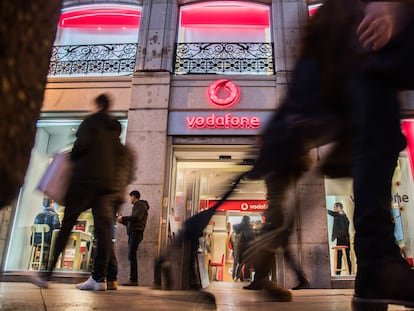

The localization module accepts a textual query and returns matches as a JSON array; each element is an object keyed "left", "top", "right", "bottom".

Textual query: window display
[{"left": 4, "top": 117, "right": 127, "bottom": 273}]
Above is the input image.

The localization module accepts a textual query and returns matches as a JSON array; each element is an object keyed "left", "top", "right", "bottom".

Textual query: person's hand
[
  {"left": 116, "top": 215, "right": 123, "bottom": 223},
  {"left": 357, "top": 1, "right": 406, "bottom": 51}
]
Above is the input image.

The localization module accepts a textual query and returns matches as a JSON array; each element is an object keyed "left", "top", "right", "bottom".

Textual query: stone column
[
  {"left": 271, "top": 0, "right": 331, "bottom": 288},
  {"left": 115, "top": 0, "right": 177, "bottom": 286}
]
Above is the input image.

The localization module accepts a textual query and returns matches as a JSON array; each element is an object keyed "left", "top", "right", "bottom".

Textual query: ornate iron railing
[
  {"left": 175, "top": 42, "right": 274, "bottom": 75},
  {"left": 48, "top": 43, "right": 138, "bottom": 76}
]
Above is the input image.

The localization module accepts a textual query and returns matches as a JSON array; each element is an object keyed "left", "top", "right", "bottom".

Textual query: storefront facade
[{"left": 2, "top": 0, "right": 414, "bottom": 290}]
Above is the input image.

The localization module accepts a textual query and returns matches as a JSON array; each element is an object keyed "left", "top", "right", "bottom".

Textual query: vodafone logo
[
  {"left": 240, "top": 203, "right": 249, "bottom": 211},
  {"left": 207, "top": 79, "right": 240, "bottom": 108}
]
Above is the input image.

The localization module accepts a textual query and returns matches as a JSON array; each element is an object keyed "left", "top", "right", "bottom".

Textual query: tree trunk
[{"left": 0, "top": 1, "right": 63, "bottom": 207}]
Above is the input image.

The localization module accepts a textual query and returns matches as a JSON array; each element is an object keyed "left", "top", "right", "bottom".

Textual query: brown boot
[
  {"left": 353, "top": 258, "right": 414, "bottom": 309},
  {"left": 261, "top": 279, "right": 292, "bottom": 302}
]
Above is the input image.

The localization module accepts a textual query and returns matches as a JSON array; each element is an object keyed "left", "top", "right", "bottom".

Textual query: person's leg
[
  {"left": 90, "top": 195, "right": 115, "bottom": 281},
  {"left": 336, "top": 245, "right": 343, "bottom": 275},
  {"left": 127, "top": 231, "right": 140, "bottom": 283},
  {"left": 106, "top": 243, "right": 118, "bottom": 290},
  {"left": 347, "top": 69, "right": 414, "bottom": 306}
]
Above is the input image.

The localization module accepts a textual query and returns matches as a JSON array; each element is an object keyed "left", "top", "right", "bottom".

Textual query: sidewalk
[{"left": 0, "top": 281, "right": 408, "bottom": 311}]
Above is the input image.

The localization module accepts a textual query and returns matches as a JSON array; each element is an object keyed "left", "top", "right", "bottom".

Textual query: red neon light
[
  {"left": 308, "top": 4, "right": 322, "bottom": 17},
  {"left": 181, "top": 7, "right": 269, "bottom": 26},
  {"left": 402, "top": 121, "right": 414, "bottom": 179},
  {"left": 200, "top": 200, "right": 267, "bottom": 212},
  {"left": 186, "top": 113, "right": 260, "bottom": 129},
  {"left": 207, "top": 79, "right": 240, "bottom": 108},
  {"left": 59, "top": 9, "right": 141, "bottom": 28}
]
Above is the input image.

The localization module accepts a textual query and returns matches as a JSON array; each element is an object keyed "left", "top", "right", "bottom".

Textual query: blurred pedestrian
[
  {"left": 32, "top": 93, "right": 125, "bottom": 291},
  {"left": 245, "top": 0, "right": 414, "bottom": 307}
]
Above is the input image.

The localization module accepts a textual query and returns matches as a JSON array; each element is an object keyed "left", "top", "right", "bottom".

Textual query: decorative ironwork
[
  {"left": 48, "top": 43, "right": 138, "bottom": 76},
  {"left": 175, "top": 42, "right": 274, "bottom": 75}
]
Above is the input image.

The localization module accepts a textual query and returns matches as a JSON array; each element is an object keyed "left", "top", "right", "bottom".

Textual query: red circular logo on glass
[{"left": 207, "top": 79, "right": 240, "bottom": 108}]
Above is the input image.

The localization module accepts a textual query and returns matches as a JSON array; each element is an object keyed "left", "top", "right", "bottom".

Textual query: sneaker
[
  {"left": 122, "top": 280, "right": 138, "bottom": 286},
  {"left": 352, "top": 258, "right": 414, "bottom": 309},
  {"left": 107, "top": 280, "right": 118, "bottom": 290},
  {"left": 76, "top": 276, "right": 106, "bottom": 291},
  {"left": 261, "top": 279, "right": 292, "bottom": 302},
  {"left": 30, "top": 275, "right": 49, "bottom": 289}
]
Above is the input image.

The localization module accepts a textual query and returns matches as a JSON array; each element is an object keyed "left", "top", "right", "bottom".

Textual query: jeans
[
  {"left": 128, "top": 231, "right": 143, "bottom": 282},
  {"left": 49, "top": 182, "right": 118, "bottom": 281},
  {"left": 347, "top": 67, "right": 406, "bottom": 267}
]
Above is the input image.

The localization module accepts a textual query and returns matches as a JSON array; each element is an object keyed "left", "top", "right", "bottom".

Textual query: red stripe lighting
[
  {"left": 59, "top": 9, "right": 141, "bottom": 28},
  {"left": 402, "top": 121, "right": 414, "bottom": 179},
  {"left": 181, "top": 7, "right": 269, "bottom": 26}
]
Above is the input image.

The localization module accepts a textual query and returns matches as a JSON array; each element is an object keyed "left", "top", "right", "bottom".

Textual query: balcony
[
  {"left": 48, "top": 43, "right": 138, "bottom": 76},
  {"left": 174, "top": 42, "right": 274, "bottom": 75}
]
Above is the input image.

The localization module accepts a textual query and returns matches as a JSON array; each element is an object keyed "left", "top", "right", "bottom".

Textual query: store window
[
  {"left": 49, "top": 4, "right": 141, "bottom": 76},
  {"left": 324, "top": 125, "right": 414, "bottom": 276},
  {"left": 175, "top": 1, "right": 274, "bottom": 75},
  {"left": 324, "top": 178, "right": 356, "bottom": 276},
  {"left": 4, "top": 117, "right": 127, "bottom": 273}
]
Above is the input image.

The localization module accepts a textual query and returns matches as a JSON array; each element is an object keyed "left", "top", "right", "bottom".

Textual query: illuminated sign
[
  {"left": 167, "top": 79, "right": 274, "bottom": 135},
  {"left": 207, "top": 79, "right": 240, "bottom": 108},
  {"left": 59, "top": 8, "right": 141, "bottom": 29},
  {"left": 186, "top": 113, "right": 259, "bottom": 129},
  {"left": 168, "top": 111, "right": 272, "bottom": 135},
  {"left": 200, "top": 200, "right": 268, "bottom": 212}
]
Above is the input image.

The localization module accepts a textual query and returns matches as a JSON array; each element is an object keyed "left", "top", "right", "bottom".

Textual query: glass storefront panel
[
  {"left": 324, "top": 152, "right": 414, "bottom": 277},
  {"left": 4, "top": 117, "right": 127, "bottom": 273},
  {"left": 324, "top": 178, "right": 355, "bottom": 276}
]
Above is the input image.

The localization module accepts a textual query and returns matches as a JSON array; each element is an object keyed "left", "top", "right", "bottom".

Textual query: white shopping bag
[{"left": 37, "top": 152, "right": 73, "bottom": 205}]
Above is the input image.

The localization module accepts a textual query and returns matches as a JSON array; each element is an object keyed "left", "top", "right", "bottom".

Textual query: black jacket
[
  {"left": 121, "top": 200, "right": 149, "bottom": 234},
  {"left": 70, "top": 110, "right": 122, "bottom": 193}
]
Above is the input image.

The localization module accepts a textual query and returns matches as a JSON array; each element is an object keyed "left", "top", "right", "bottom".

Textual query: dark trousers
[
  {"left": 128, "top": 230, "right": 143, "bottom": 282},
  {"left": 347, "top": 64, "right": 407, "bottom": 266},
  {"left": 253, "top": 173, "right": 306, "bottom": 283},
  {"left": 49, "top": 183, "right": 118, "bottom": 281}
]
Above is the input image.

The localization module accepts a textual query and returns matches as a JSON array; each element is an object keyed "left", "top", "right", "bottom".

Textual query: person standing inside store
[
  {"left": 32, "top": 197, "right": 61, "bottom": 245},
  {"left": 230, "top": 227, "right": 240, "bottom": 281},
  {"left": 31, "top": 197, "right": 61, "bottom": 265},
  {"left": 328, "top": 202, "right": 352, "bottom": 275},
  {"left": 233, "top": 216, "right": 255, "bottom": 282},
  {"left": 117, "top": 190, "right": 149, "bottom": 286},
  {"left": 32, "top": 93, "right": 124, "bottom": 291}
]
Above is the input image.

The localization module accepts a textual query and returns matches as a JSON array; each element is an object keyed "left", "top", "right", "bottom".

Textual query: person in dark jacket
[
  {"left": 117, "top": 190, "right": 149, "bottom": 286},
  {"left": 32, "top": 94, "right": 124, "bottom": 291},
  {"left": 328, "top": 202, "right": 352, "bottom": 275},
  {"left": 233, "top": 216, "right": 255, "bottom": 282},
  {"left": 245, "top": 0, "right": 414, "bottom": 307},
  {"left": 32, "top": 197, "right": 60, "bottom": 245}
]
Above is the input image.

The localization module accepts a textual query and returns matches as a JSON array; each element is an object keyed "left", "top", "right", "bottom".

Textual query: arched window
[
  {"left": 175, "top": 1, "right": 273, "bottom": 75},
  {"left": 49, "top": 4, "right": 141, "bottom": 76}
]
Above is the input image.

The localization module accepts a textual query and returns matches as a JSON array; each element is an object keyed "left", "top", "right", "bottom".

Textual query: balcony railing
[
  {"left": 48, "top": 43, "right": 138, "bottom": 76},
  {"left": 175, "top": 42, "right": 274, "bottom": 75}
]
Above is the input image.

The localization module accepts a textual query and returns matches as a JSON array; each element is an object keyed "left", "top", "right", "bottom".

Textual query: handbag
[{"left": 37, "top": 152, "right": 73, "bottom": 205}]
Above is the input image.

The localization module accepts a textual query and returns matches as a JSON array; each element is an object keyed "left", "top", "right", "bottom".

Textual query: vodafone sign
[
  {"left": 167, "top": 79, "right": 273, "bottom": 135},
  {"left": 200, "top": 200, "right": 268, "bottom": 212},
  {"left": 207, "top": 79, "right": 240, "bottom": 108}
]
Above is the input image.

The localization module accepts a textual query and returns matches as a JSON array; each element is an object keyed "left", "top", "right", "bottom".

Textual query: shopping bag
[{"left": 37, "top": 152, "right": 73, "bottom": 205}]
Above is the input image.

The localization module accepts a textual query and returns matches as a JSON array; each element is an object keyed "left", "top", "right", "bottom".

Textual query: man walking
[{"left": 117, "top": 190, "right": 149, "bottom": 286}]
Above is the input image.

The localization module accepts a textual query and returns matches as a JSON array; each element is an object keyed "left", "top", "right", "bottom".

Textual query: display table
[{"left": 48, "top": 229, "right": 92, "bottom": 271}]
